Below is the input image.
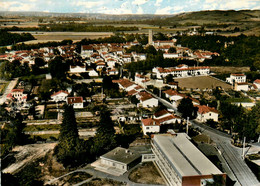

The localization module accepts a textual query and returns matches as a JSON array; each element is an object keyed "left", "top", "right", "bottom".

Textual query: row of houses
[{"left": 152, "top": 64, "right": 210, "bottom": 79}]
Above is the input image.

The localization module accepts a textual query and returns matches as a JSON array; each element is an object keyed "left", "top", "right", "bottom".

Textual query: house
[
  {"left": 67, "top": 97, "right": 84, "bottom": 108},
  {"left": 132, "top": 52, "right": 146, "bottom": 62},
  {"left": 87, "top": 68, "right": 99, "bottom": 77},
  {"left": 196, "top": 105, "right": 219, "bottom": 122},
  {"left": 117, "top": 79, "right": 136, "bottom": 92},
  {"left": 51, "top": 90, "right": 69, "bottom": 102},
  {"left": 152, "top": 133, "right": 226, "bottom": 186},
  {"left": 163, "top": 89, "right": 185, "bottom": 102},
  {"left": 153, "top": 109, "right": 181, "bottom": 124},
  {"left": 253, "top": 79, "right": 260, "bottom": 90},
  {"left": 152, "top": 66, "right": 210, "bottom": 79},
  {"left": 92, "top": 147, "right": 141, "bottom": 176},
  {"left": 138, "top": 92, "right": 158, "bottom": 108},
  {"left": 81, "top": 45, "right": 94, "bottom": 58},
  {"left": 163, "top": 53, "right": 179, "bottom": 59},
  {"left": 141, "top": 118, "right": 160, "bottom": 135},
  {"left": 167, "top": 82, "right": 178, "bottom": 89},
  {"left": 7, "top": 89, "right": 27, "bottom": 103},
  {"left": 234, "top": 82, "right": 249, "bottom": 91},
  {"left": 135, "top": 73, "right": 149, "bottom": 85},
  {"left": 69, "top": 65, "right": 86, "bottom": 73},
  {"left": 226, "top": 74, "right": 246, "bottom": 85}
]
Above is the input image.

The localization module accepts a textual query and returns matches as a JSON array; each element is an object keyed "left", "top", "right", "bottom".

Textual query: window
[
  {"left": 146, "top": 127, "right": 150, "bottom": 129},
  {"left": 209, "top": 113, "right": 211, "bottom": 116}
]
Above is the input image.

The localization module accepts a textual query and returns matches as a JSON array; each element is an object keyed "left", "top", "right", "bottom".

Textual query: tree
[
  {"left": 168, "top": 47, "right": 177, "bottom": 53},
  {"left": 1, "top": 113, "right": 27, "bottom": 156},
  {"left": 48, "top": 56, "right": 68, "bottom": 79},
  {"left": 54, "top": 105, "right": 87, "bottom": 167},
  {"left": 177, "top": 98, "right": 198, "bottom": 119},
  {"left": 145, "top": 45, "right": 157, "bottom": 55},
  {"left": 91, "top": 109, "right": 116, "bottom": 156}
]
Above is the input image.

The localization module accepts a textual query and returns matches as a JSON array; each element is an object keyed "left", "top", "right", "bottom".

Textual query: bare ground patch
[
  {"left": 210, "top": 66, "right": 250, "bottom": 73},
  {"left": 175, "top": 76, "right": 232, "bottom": 90},
  {"left": 2, "top": 143, "right": 56, "bottom": 174},
  {"left": 128, "top": 162, "right": 165, "bottom": 185},
  {"left": 82, "top": 178, "right": 126, "bottom": 186}
]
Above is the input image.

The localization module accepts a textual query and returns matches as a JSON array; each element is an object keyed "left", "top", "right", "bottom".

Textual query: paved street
[
  {"left": 149, "top": 91, "right": 260, "bottom": 186},
  {"left": 0, "top": 78, "right": 18, "bottom": 105}
]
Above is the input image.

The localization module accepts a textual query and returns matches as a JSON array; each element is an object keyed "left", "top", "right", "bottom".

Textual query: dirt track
[{"left": 2, "top": 143, "right": 56, "bottom": 174}]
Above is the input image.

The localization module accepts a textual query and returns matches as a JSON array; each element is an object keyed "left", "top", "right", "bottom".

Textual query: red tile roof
[
  {"left": 67, "top": 97, "right": 83, "bottom": 104},
  {"left": 231, "top": 74, "right": 245, "bottom": 76},
  {"left": 141, "top": 118, "right": 160, "bottom": 126},
  {"left": 254, "top": 79, "right": 260, "bottom": 84},
  {"left": 196, "top": 105, "right": 218, "bottom": 114},
  {"left": 118, "top": 79, "right": 135, "bottom": 88},
  {"left": 163, "top": 89, "right": 185, "bottom": 97},
  {"left": 128, "top": 89, "right": 138, "bottom": 96},
  {"left": 51, "top": 90, "right": 69, "bottom": 97},
  {"left": 140, "top": 94, "right": 153, "bottom": 101},
  {"left": 154, "top": 109, "right": 169, "bottom": 118},
  {"left": 156, "top": 66, "right": 210, "bottom": 73},
  {"left": 11, "top": 89, "right": 24, "bottom": 93},
  {"left": 156, "top": 115, "right": 177, "bottom": 124}
]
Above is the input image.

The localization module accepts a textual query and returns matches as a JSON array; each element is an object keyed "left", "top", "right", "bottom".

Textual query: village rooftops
[
  {"left": 155, "top": 66, "right": 210, "bottom": 73},
  {"left": 196, "top": 105, "right": 218, "bottom": 114},
  {"left": 101, "top": 147, "right": 141, "bottom": 165}
]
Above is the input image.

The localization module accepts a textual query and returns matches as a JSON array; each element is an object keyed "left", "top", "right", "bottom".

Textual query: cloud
[
  {"left": 155, "top": 6, "right": 173, "bottom": 14},
  {"left": 155, "top": 0, "right": 163, "bottom": 7},
  {"left": 219, "top": 0, "right": 257, "bottom": 10},
  {"left": 98, "top": 1, "right": 133, "bottom": 14},
  {"left": 72, "top": 1, "right": 104, "bottom": 8},
  {"left": 0, "top": 1, "right": 36, "bottom": 11},
  {"left": 132, "top": 0, "right": 148, "bottom": 6},
  {"left": 137, "top": 7, "right": 144, "bottom": 14}
]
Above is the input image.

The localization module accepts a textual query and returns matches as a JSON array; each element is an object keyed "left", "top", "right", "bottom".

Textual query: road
[
  {"left": 149, "top": 90, "right": 259, "bottom": 186},
  {"left": 0, "top": 78, "right": 18, "bottom": 105}
]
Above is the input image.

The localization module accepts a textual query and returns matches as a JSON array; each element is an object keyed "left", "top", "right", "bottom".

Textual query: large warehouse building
[{"left": 151, "top": 133, "right": 226, "bottom": 186}]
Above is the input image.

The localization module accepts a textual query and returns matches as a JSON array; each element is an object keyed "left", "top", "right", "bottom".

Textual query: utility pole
[{"left": 186, "top": 117, "right": 189, "bottom": 135}]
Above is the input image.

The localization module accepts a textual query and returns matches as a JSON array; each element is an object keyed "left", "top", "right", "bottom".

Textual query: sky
[{"left": 0, "top": 0, "right": 259, "bottom": 14}]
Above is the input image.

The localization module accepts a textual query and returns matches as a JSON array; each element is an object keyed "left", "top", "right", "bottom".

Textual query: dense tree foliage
[
  {"left": 48, "top": 56, "right": 69, "bottom": 79},
  {"left": 4, "top": 24, "right": 138, "bottom": 32},
  {"left": 0, "top": 30, "right": 35, "bottom": 46},
  {"left": 177, "top": 35, "right": 260, "bottom": 69},
  {"left": 103, "top": 76, "right": 125, "bottom": 98},
  {"left": 1, "top": 114, "right": 28, "bottom": 157},
  {"left": 177, "top": 98, "right": 198, "bottom": 119},
  {"left": 91, "top": 109, "right": 116, "bottom": 156},
  {"left": 54, "top": 105, "right": 87, "bottom": 167},
  {"left": 0, "top": 60, "right": 30, "bottom": 80}
]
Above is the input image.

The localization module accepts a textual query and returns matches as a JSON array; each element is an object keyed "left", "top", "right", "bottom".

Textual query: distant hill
[
  {"left": 0, "top": 10, "right": 259, "bottom": 35},
  {"left": 162, "top": 10, "right": 260, "bottom": 25}
]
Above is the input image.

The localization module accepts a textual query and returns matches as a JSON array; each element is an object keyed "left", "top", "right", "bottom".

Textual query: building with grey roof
[
  {"left": 93, "top": 147, "right": 141, "bottom": 175},
  {"left": 151, "top": 133, "right": 226, "bottom": 186}
]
